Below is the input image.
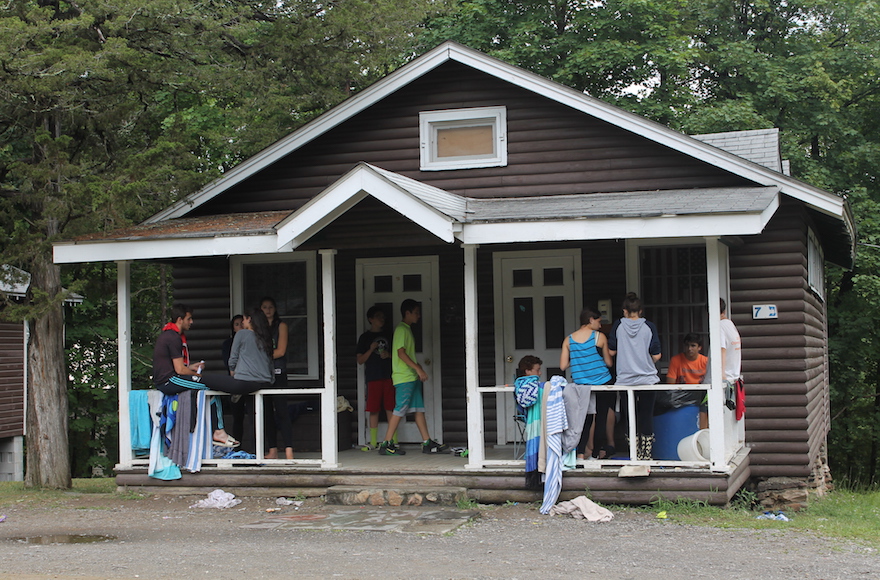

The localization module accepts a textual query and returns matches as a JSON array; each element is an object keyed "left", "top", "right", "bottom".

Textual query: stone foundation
[
  {"left": 753, "top": 444, "right": 833, "bottom": 511},
  {"left": 325, "top": 485, "right": 468, "bottom": 507}
]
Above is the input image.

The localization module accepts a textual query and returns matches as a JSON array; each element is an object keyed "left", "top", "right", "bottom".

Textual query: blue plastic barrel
[{"left": 652, "top": 405, "right": 700, "bottom": 460}]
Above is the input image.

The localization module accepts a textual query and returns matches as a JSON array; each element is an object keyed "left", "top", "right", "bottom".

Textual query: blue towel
[{"left": 129, "top": 390, "right": 152, "bottom": 453}]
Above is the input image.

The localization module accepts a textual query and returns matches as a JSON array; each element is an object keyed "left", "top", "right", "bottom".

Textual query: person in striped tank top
[{"left": 560, "top": 307, "right": 615, "bottom": 460}]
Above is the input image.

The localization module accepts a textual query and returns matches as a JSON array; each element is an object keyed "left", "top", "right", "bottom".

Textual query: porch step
[{"left": 325, "top": 485, "right": 468, "bottom": 507}]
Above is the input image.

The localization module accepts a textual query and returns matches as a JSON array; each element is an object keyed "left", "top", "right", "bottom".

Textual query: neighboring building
[
  {"left": 0, "top": 266, "right": 82, "bottom": 481},
  {"left": 54, "top": 43, "right": 853, "bottom": 503}
]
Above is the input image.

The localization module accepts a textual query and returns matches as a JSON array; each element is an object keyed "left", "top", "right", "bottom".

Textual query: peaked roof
[{"left": 147, "top": 41, "right": 851, "bottom": 239}]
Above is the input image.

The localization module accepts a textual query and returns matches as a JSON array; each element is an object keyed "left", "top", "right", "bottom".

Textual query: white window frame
[
  {"left": 808, "top": 228, "right": 825, "bottom": 299},
  {"left": 230, "top": 252, "right": 319, "bottom": 380},
  {"left": 419, "top": 106, "right": 507, "bottom": 171}
]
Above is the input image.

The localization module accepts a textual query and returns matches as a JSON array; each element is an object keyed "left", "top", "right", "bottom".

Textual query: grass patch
[
  {"left": 634, "top": 489, "right": 880, "bottom": 549},
  {"left": 456, "top": 496, "right": 479, "bottom": 509},
  {"left": 0, "top": 478, "right": 118, "bottom": 507}
]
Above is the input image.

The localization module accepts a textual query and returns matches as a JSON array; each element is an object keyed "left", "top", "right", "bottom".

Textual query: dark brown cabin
[{"left": 55, "top": 43, "right": 852, "bottom": 504}]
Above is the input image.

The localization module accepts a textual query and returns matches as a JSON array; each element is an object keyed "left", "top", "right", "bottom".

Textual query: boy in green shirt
[{"left": 378, "top": 298, "right": 449, "bottom": 455}]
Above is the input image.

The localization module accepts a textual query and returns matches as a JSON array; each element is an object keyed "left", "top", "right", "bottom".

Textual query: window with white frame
[
  {"left": 808, "top": 228, "right": 825, "bottom": 299},
  {"left": 419, "top": 106, "right": 507, "bottom": 171},
  {"left": 231, "top": 253, "right": 318, "bottom": 379}
]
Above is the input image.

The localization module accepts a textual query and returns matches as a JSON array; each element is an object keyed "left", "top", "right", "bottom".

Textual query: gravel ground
[{"left": 0, "top": 493, "right": 878, "bottom": 579}]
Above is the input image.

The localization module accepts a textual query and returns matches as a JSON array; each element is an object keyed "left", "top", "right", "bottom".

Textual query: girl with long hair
[
  {"left": 560, "top": 307, "right": 615, "bottom": 460},
  {"left": 260, "top": 296, "right": 295, "bottom": 460}
]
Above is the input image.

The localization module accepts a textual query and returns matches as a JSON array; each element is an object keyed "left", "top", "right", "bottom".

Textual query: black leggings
[
  {"left": 577, "top": 390, "right": 618, "bottom": 455},
  {"left": 620, "top": 390, "right": 657, "bottom": 436}
]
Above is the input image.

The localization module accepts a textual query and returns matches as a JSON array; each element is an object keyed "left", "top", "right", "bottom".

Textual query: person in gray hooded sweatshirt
[{"left": 607, "top": 292, "right": 662, "bottom": 460}]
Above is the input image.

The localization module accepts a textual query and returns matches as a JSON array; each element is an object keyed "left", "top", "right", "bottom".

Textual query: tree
[{"left": 0, "top": 0, "right": 441, "bottom": 487}]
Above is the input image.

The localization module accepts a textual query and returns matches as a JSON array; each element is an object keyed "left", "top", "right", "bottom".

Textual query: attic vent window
[{"left": 420, "top": 106, "right": 507, "bottom": 171}]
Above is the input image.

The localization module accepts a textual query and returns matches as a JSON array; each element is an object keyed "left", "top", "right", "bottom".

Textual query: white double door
[
  {"left": 494, "top": 250, "right": 581, "bottom": 444},
  {"left": 356, "top": 257, "right": 442, "bottom": 444}
]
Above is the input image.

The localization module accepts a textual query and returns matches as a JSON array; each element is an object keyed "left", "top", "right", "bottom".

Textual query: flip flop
[{"left": 213, "top": 436, "right": 239, "bottom": 447}]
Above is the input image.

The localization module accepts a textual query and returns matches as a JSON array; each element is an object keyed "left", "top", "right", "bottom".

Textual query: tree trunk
[{"left": 25, "top": 252, "right": 71, "bottom": 489}]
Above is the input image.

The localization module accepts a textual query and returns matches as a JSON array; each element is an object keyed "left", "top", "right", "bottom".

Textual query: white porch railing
[
  {"left": 470, "top": 381, "right": 744, "bottom": 472},
  {"left": 122, "top": 388, "right": 330, "bottom": 469}
]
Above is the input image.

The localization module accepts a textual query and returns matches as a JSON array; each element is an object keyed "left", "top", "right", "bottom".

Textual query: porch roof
[
  {"left": 54, "top": 164, "right": 781, "bottom": 263},
  {"left": 467, "top": 186, "right": 779, "bottom": 222}
]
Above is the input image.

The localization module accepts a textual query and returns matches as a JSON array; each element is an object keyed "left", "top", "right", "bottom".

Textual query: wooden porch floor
[{"left": 116, "top": 446, "right": 751, "bottom": 506}]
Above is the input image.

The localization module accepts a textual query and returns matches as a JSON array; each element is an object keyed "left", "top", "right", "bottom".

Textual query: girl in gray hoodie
[{"left": 608, "top": 293, "right": 662, "bottom": 460}]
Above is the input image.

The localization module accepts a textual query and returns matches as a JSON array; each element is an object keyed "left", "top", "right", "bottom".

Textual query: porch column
[
  {"left": 704, "top": 237, "right": 726, "bottom": 471},
  {"left": 319, "top": 250, "right": 340, "bottom": 468},
  {"left": 116, "top": 260, "right": 133, "bottom": 468},
  {"left": 463, "top": 244, "right": 483, "bottom": 469}
]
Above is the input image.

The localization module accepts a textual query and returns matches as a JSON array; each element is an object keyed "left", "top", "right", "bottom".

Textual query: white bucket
[{"left": 677, "top": 429, "right": 710, "bottom": 461}]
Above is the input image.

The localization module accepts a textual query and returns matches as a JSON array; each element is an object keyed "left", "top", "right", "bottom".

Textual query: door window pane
[
  {"left": 512, "top": 269, "right": 532, "bottom": 287},
  {"left": 543, "top": 267, "right": 564, "bottom": 286},
  {"left": 374, "top": 275, "right": 392, "bottom": 293},
  {"left": 544, "top": 296, "right": 565, "bottom": 349},
  {"left": 403, "top": 274, "right": 422, "bottom": 292},
  {"left": 513, "top": 297, "right": 534, "bottom": 349}
]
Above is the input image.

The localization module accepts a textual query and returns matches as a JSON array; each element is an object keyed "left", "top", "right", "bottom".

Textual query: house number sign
[{"left": 752, "top": 304, "right": 778, "bottom": 320}]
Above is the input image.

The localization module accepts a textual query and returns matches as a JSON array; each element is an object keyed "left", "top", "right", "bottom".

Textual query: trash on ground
[
  {"left": 190, "top": 489, "right": 242, "bottom": 509},
  {"left": 756, "top": 511, "right": 790, "bottom": 521},
  {"left": 548, "top": 496, "right": 613, "bottom": 522},
  {"left": 656, "top": 510, "right": 668, "bottom": 519},
  {"left": 275, "top": 497, "right": 304, "bottom": 506}
]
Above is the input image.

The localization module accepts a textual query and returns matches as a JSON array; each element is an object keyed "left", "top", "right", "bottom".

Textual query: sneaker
[
  {"left": 378, "top": 441, "right": 406, "bottom": 456},
  {"left": 422, "top": 439, "right": 450, "bottom": 454}
]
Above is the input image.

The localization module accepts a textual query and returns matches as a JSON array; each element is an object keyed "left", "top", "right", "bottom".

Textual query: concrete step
[{"left": 325, "top": 485, "right": 468, "bottom": 507}]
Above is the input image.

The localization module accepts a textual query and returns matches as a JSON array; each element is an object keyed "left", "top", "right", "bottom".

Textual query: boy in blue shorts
[{"left": 378, "top": 299, "right": 449, "bottom": 456}]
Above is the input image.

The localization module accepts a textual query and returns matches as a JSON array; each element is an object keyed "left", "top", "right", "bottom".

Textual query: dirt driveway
[{"left": 0, "top": 492, "right": 878, "bottom": 579}]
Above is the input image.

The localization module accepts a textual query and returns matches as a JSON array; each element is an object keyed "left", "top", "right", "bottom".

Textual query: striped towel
[{"left": 540, "top": 376, "right": 568, "bottom": 514}]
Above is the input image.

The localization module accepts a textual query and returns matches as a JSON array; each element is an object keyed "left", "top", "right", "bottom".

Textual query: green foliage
[
  {"left": 649, "top": 495, "right": 711, "bottom": 515},
  {"left": 456, "top": 495, "right": 480, "bottom": 509},
  {"left": 729, "top": 488, "right": 759, "bottom": 512}
]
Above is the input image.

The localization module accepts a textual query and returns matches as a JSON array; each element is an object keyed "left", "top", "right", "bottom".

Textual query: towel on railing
[
  {"left": 540, "top": 375, "right": 568, "bottom": 515},
  {"left": 129, "top": 390, "right": 152, "bottom": 453}
]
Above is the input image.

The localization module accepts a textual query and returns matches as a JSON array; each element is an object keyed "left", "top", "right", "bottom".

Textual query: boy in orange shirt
[{"left": 667, "top": 333, "right": 709, "bottom": 428}]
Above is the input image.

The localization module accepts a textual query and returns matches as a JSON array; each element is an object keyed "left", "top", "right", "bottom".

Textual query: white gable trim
[
  {"left": 53, "top": 234, "right": 279, "bottom": 264},
  {"left": 275, "top": 163, "right": 460, "bottom": 250},
  {"left": 147, "top": 42, "right": 848, "bottom": 232}
]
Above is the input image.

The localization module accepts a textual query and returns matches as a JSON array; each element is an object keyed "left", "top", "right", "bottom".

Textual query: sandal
[
  {"left": 213, "top": 436, "right": 240, "bottom": 448},
  {"left": 360, "top": 444, "right": 378, "bottom": 452}
]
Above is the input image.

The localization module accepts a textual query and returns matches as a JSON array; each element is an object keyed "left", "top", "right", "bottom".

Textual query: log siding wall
[
  {"left": 730, "top": 201, "right": 829, "bottom": 478},
  {"left": 0, "top": 321, "right": 25, "bottom": 438},
  {"left": 192, "top": 62, "right": 753, "bottom": 217}
]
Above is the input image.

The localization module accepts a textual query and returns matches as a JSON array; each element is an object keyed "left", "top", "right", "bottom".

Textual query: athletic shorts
[
  {"left": 365, "top": 378, "right": 395, "bottom": 413},
  {"left": 392, "top": 380, "right": 425, "bottom": 417}
]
